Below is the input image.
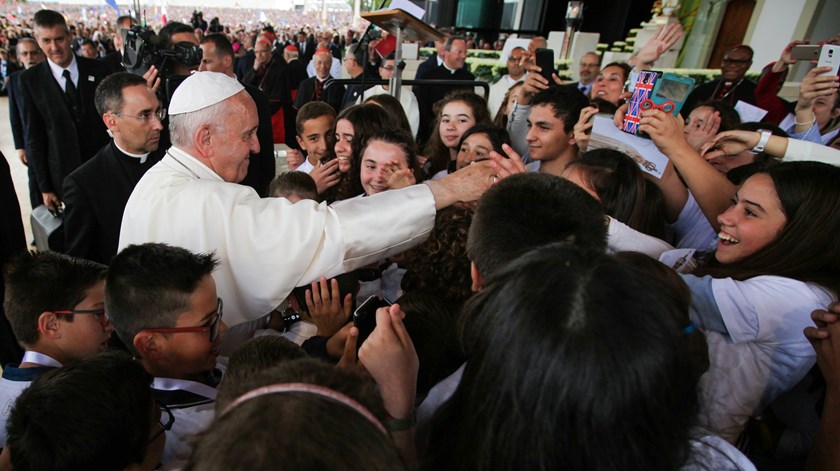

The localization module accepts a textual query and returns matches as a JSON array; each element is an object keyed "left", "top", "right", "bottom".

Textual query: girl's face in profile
[
  {"left": 360, "top": 140, "right": 409, "bottom": 196},
  {"left": 715, "top": 173, "right": 787, "bottom": 264},
  {"left": 439, "top": 101, "right": 476, "bottom": 150}
]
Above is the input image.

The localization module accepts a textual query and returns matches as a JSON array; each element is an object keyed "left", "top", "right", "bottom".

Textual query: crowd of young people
[{"left": 1, "top": 10, "right": 840, "bottom": 471}]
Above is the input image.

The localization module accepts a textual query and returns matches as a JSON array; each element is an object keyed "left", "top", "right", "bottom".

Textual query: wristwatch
[{"left": 750, "top": 129, "right": 772, "bottom": 154}]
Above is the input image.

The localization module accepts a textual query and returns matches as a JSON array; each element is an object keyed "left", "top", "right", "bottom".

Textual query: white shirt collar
[
  {"left": 47, "top": 55, "right": 78, "bottom": 87},
  {"left": 436, "top": 55, "right": 444, "bottom": 66},
  {"left": 114, "top": 141, "right": 151, "bottom": 164}
]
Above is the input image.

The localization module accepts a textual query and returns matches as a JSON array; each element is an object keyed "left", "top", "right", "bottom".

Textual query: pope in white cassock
[{"left": 119, "top": 72, "right": 501, "bottom": 348}]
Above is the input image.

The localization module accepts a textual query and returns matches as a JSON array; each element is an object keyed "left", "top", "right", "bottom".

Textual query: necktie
[{"left": 62, "top": 69, "right": 81, "bottom": 120}]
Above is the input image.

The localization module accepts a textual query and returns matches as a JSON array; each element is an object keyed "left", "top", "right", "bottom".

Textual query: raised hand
[
  {"left": 309, "top": 158, "right": 341, "bottom": 194},
  {"left": 305, "top": 276, "right": 353, "bottom": 337},
  {"left": 573, "top": 106, "right": 599, "bottom": 152},
  {"left": 635, "top": 23, "right": 682, "bottom": 69}
]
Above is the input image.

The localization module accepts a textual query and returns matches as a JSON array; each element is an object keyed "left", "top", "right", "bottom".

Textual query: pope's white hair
[{"left": 169, "top": 92, "right": 245, "bottom": 148}]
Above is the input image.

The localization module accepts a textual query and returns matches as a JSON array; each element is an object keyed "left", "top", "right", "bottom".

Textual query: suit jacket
[
  {"left": 413, "top": 64, "right": 476, "bottom": 145},
  {"left": 340, "top": 70, "right": 381, "bottom": 110},
  {"left": 21, "top": 57, "right": 111, "bottom": 198},
  {"left": 294, "top": 76, "right": 345, "bottom": 113},
  {"left": 0, "top": 154, "right": 26, "bottom": 366},
  {"left": 298, "top": 40, "right": 316, "bottom": 63},
  {"left": 285, "top": 59, "right": 308, "bottom": 91},
  {"left": 683, "top": 78, "right": 757, "bottom": 114},
  {"left": 100, "top": 51, "right": 125, "bottom": 74},
  {"left": 7, "top": 71, "right": 26, "bottom": 150},
  {"left": 414, "top": 55, "right": 441, "bottom": 85},
  {"left": 63, "top": 141, "right": 164, "bottom": 264},
  {"left": 235, "top": 50, "right": 255, "bottom": 81},
  {"left": 240, "top": 83, "right": 276, "bottom": 197}
]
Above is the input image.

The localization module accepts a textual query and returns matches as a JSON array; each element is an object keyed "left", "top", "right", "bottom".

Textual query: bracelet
[
  {"left": 386, "top": 414, "right": 415, "bottom": 432},
  {"left": 794, "top": 113, "right": 816, "bottom": 127},
  {"left": 750, "top": 129, "right": 772, "bottom": 154}
]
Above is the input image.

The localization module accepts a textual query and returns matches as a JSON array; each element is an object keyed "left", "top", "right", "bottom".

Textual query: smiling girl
[{"left": 423, "top": 91, "right": 492, "bottom": 178}]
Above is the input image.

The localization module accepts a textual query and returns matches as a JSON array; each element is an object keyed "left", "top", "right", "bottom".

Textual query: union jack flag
[{"left": 622, "top": 71, "right": 659, "bottom": 134}]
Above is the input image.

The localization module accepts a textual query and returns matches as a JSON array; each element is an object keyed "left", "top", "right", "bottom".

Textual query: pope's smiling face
[{"left": 209, "top": 92, "right": 260, "bottom": 183}]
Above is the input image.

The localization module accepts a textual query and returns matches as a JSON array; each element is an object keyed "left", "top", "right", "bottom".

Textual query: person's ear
[
  {"left": 133, "top": 332, "right": 163, "bottom": 361},
  {"left": 223, "top": 55, "right": 233, "bottom": 70},
  {"left": 37, "top": 311, "right": 63, "bottom": 339},
  {"left": 103, "top": 111, "right": 119, "bottom": 134},
  {"left": 470, "top": 261, "right": 484, "bottom": 292},
  {"left": 295, "top": 134, "right": 306, "bottom": 151},
  {"left": 195, "top": 124, "right": 214, "bottom": 156}
]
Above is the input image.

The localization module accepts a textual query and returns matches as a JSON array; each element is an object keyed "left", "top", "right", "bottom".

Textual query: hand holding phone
[
  {"left": 535, "top": 48, "right": 556, "bottom": 83},
  {"left": 353, "top": 295, "right": 392, "bottom": 351},
  {"left": 817, "top": 45, "right": 840, "bottom": 77}
]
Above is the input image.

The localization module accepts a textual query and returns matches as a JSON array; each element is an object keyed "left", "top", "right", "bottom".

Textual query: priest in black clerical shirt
[
  {"left": 63, "top": 73, "right": 166, "bottom": 264},
  {"left": 413, "top": 36, "right": 476, "bottom": 145}
]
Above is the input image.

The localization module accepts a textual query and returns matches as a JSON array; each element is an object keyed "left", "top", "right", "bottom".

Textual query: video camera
[
  {"left": 121, "top": 26, "right": 202, "bottom": 76},
  {"left": 121, "top": 26, "right": 202, "bottom": 107}
]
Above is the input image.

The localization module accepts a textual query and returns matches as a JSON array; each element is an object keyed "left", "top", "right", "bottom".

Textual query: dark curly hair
[{"left": 400, "top": 206, "right": 475, "bottom": 308}]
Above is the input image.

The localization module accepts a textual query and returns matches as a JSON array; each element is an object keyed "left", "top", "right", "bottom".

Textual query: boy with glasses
[
  {"left": 0, "top": 251, "right": 112, "bottom": 447},
  {"left": 105, "top": 243, "right": 228, "bottom": 467}
]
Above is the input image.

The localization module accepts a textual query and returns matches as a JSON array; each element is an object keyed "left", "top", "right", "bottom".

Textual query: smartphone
[
  {"left": 790, "top": 45, "right": 821, "bottom": 61},
  {"left": 535, "top": 48, "right": 555, "bottom": 82},
  {"left": 817, "top": 44, "right": 840, "bottom": 77},
  {"left": 353, "top": 295, "right": 391, "bottom": 350}
]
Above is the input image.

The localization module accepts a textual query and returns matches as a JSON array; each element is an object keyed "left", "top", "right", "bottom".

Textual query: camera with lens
[{"left": 121, "top": 26, "right": 202, "bottom": 105}]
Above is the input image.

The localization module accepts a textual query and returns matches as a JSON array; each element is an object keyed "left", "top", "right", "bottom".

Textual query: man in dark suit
[
  {"left": 63, "top": 73, "right": 165, "bottom": 264},
  {"left": 234, "top": 34, "right": 256, "bottom": 81},
  {"left": 683, "top": 44, "right": 757, "bottom": 113},
  {"left": 199, "top": 33, "right": 276, "bottom": 196},
  {"left": 7, "top": 38, "right": 44, "bottom": 209},
  {"left": 21, "top": 9, "right": 111, "bottom": 213},
  {"left": 340, "top": 42, "right": 378, "bottom": 110},
  {"left": 294, "top": 49, "right": 345, "bottom": 113},
  {"left": 413, "top": 36, "right": 475, "bottom": 145},
  {"left": 100, "top": 15, "right": 135, "bottom": 74},
  {"left": 297, "top": 30, "right": 316, "bottom": 64},
  {"left": 415, "top": 36, "right": 446, "bottom": 82},
  {"left": 283, "top": 45, "right": 309, "bottom": 91}
]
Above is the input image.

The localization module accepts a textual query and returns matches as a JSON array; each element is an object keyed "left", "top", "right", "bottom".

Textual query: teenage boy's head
[
  {"left": 3, "top": 251, "right": 111, "bottom": 363},
  {"left": 466, "top": 173, "right": 607, "bottom": 290},
  {"left": 526, "top": 86, "right": 589, "bottom": 162},
  {"left": 105, "top": 243, "right": 225, "bottom": 380},
  {"left": 269, "top": 171, "right": 318, "bottom": 202},
  {"left": 3, "top": 352, "right": 163, "bottom": 471},
  {"left": 296, "top": 101, "right": 336, "bottom": 164}
]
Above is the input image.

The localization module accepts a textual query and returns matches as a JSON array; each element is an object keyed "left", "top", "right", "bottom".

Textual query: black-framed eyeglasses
[
  {"left": 148, "top": 401, "right": 175, "bottom": 445},
  {"left": 52, "top": 308, "right": 109, "bottom": 326},
  {"left": 722, "top": 58, "right": 751, "bottom": 65},
  {"left": 143, "top": 298, "right": 224, "bottom": 343},
  {"left": 114, "top": 108, "right": 167, "bottom": 123}
]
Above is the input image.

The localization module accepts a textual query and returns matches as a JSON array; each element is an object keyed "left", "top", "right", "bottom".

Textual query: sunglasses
[{"left": 143, "top": 298, "right": 224, "bottom": 343}]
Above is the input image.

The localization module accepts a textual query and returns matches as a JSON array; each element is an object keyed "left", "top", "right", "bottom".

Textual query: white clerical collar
[
  {"left": 167, "top": 146, "right": 224, "bottom": 182},
  {"left": 47, "top": 54, "right": 79, "bottom": 86},
  {"left": 442, "top": 62, "right": 458, "bottom": 74},
  {"left": 114, "top": 141, "right": 151, "bottom": 164},
  {"left": 21, "top": 351, "right": 62, "bottom": 368},
  {"left": 316, "top": 75, "right": 329, "bottom": 83},
  {"left": 153, "top": 376, "right": 217, "bottom": 400}
]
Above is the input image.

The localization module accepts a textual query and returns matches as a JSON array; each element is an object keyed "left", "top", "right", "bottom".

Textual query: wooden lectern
[{"left": 360, "top": 9, "right": 443, "bottom": 100}]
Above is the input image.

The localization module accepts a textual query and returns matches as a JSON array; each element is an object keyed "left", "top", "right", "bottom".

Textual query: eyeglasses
[
  {"left": 148, "top": 401, "right": 174, "bottom": 445},
  {"left": 114, "top": 108, "right": 167, "bottom": 123},
  {"left": 52, "top": 308, "right": 109, "bottom": 326},
  {"left": 143, "top": 298, "right": 224, "bottom": 343},
  {"left": 507, "top": 56, "right": 522, "bottom": 62},
  {"left": 722, "top": 58, "right": 751, "bottom": 65},
  {"left": 379, "top": 65, "right": 394, "bottom": 71}
]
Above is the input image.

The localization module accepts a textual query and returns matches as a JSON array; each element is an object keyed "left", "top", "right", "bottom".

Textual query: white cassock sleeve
[{"left": 119, "top": 150, "right": 436, "bottom": 327}]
